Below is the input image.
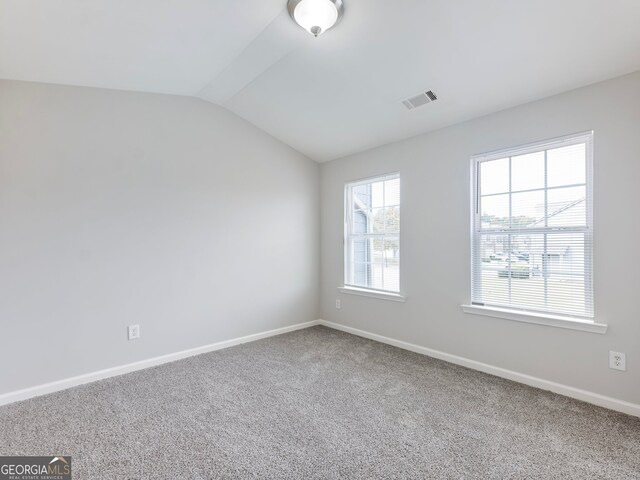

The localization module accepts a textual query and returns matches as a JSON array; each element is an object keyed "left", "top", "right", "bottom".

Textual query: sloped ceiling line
[{"left": 197, "top": 11, "right": 306, "bottom": 106}]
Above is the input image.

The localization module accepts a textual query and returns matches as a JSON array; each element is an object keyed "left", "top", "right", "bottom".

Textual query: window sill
[
  {"left": 461, "top": 304, "right": 607, "bottom": 334},
  {"left": 339, "top": 286, "right": 406, "bottom": 303}
]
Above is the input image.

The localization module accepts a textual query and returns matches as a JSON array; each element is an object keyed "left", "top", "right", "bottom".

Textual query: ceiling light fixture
[{"left": 287, "top": 0, "right": 344, "bottom": 37}]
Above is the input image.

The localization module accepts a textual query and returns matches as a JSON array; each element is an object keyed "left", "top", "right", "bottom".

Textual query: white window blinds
[
  {"left": 471, "top": 132, "right": 593, "bottom": 318},
  {"left": 345, "top": 174, "right": 400, "bottom": 293}
]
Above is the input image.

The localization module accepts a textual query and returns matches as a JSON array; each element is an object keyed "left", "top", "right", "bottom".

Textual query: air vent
[{"left": 402, "top": 90, "right": 438, "bottom": 110}]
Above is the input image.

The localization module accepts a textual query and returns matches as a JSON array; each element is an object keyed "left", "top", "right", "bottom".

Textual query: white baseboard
[
  {"left": 4, "top": 318, "right": 638, "bottom": 418},
  {"left": 0, "top": 320, "right": 321, "bottom": 407},
  {"left": 318, "top": 319, "right": 640, "bottom": 418}
]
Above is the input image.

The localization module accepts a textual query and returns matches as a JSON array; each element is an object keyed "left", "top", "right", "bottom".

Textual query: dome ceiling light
[{"left": 287, "top": 0, "right": 344, "bottom": 37}]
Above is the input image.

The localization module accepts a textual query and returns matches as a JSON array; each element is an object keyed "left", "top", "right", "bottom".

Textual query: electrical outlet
[
  {"left": 335, "top": 299, "right": 341, "bottom": 309},
  {"left": 128, "top": 324, "right": 140, "bottom": 341},
  {"left": 609, "top": 351, "right": 626, "bottom": 371}
]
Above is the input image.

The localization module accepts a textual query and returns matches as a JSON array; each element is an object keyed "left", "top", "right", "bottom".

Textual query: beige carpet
[{"left": 1, "top": 325, "right": 639, "bottom": 479}]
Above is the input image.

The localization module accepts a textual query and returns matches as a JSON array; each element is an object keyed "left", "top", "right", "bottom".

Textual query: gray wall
[
  {"left": 321, "top": 72, "right": 640, "bottom": 405},
  {"left": 0, "top": 80, "right": 319, "bottom": 395}
]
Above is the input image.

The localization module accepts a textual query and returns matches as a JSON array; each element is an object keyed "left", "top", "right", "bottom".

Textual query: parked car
[{"left": 498, "top": 262, "right": 532, "bottom": 278}]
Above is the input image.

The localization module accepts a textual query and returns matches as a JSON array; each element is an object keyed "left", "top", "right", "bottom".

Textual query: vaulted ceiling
[{"left": 2, "top": 0, "right": 640, "bottom": 161}]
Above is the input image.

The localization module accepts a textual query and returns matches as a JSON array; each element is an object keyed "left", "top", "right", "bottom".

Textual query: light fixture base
[{"left": 287, "top": 0, "right": 344, "bottom": 37}]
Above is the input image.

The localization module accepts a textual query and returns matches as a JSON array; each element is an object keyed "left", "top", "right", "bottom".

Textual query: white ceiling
[{"left": 2, "top": 0, "right": 640, "bottom": 161}]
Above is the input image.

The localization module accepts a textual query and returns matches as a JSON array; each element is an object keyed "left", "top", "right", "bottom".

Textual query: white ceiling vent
[{"left": 402, "top": 90, "right": 438, "bottom": 110}]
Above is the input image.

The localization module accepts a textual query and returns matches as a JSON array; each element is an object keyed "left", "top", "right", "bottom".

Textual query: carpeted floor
[{"left": 1, "top": 326, "right": 639, "bottom": 479}]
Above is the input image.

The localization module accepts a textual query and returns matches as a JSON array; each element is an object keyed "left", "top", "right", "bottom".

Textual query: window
[
  {"left": 471, "top": 132, "right": 593, "bottom": 319},
  {"left": 344, "top": 173, "right": 400, "bottom": 294}
]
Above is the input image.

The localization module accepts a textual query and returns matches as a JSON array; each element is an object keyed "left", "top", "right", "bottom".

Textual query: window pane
[
  {"left": 480, "top": 158, "right": 509, "bottom": 195},
  {"left": 384, "top": 178, "right": 400, "bottom": 206},
  {"left": 383, "top": 238, "right": 400, "bottom": 292},
  {"left": 547, "top": 143, "right": 586, "bottom": 187},
  {"left": 382, "top": 206, "right": 400, "bottom": 233},
  {"left": 384, "top": 238, "right": 400, "bottom": 262},
  {"left": 544, "top": 232, "right": 588, "bottom": 315},
  {"left": 511, "top": 151, "right": 545, "bottom": 192},
  {"left": 351, "top": 237, "right": 369, "bottom": 272},
  {"left": 370, "top": 262, "right": 384, "bottom": 290},
  {"left": 478, "top": 234, "right": 510, "bottom": 264},
  {"left": 373, "top": 207, "right": 400, "bottom": 233},
  {"left": 509, "top": 234, "right": 545, "bottom": 310},
  {"left": 370, "top": 236, "right": 385, "bottom": 290},
  {"left": 352, "top": 262, "right": 369, "bottom": 287},
  {"left": 352, "top": 207, "right": 369, "bottom": 234},
  {"left": 371, "top": 181, "right": 384, "bottom": 208},
  {"left": 547, "top": 186, "right": 587, "bottom": 227},
  {"left": 372, "top": 207, "right": 385, "bottom": 233},
  {"left": 353, "top": 184, "right": 372, "bottom": 208},
  {"left": 480, "top": 194, "right": 509, "bottom": 228},
  {"left": 477, "top": 233, "right": 513, "bottom": 304},
  {"left": 511, "top": 190, "right": 545, "bottom": 228},
  {"left": 371, "top": 237, "right": 384, "bottom": 264}
]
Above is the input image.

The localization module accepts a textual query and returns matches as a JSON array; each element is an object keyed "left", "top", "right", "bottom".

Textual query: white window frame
[
  {"left": 463, "top": 132, "right": 607, "bottom": 334},
  {"left": 341, "top": 173, "right": 405, "bottom": 302}
]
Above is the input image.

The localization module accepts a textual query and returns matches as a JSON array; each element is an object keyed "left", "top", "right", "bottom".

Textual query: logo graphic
[{"left": 0, "top": 456, "right": 72, "bottom": 480}]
